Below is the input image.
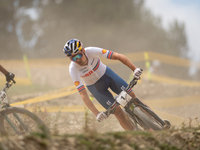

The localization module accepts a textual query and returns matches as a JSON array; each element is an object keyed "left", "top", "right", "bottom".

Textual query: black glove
[{"left": 5, "top": 72, "right": 15, "bottom": 82}]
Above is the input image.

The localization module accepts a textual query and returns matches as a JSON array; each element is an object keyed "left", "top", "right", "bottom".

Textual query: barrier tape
[
  {"left": 1, "top": 51, "right": 199, "bottom": 69},
  {"left": 11, "top": 85, "right": 77, "bottom": 106},
  {"left": 10, "top": 73, "right": 200, "bottom": 107}
]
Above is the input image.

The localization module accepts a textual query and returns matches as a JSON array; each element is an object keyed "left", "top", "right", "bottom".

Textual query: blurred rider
[
  {"left": 63, "top": 39, "right": 143, "bottom": 131},
  {"left": 0, "top": 65, "right": 15, "bottom": 83}
]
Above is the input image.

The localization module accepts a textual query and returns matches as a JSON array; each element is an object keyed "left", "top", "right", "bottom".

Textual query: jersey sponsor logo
[
  {"left": 82, "top": 69, "right": 88, "bottom": 73},
  {"left": 80, "top": 67, "right": 88, "bottom": 73},
  {"left": 121, "top": 85, "right": 126, "bottom": 90},
  {"left": 102, "top": 49, "right": 107, "bottom": 54},
  {"left": 80, "top": 67, "right": 87, "bottom": 71},
  {"left": 91, "top": 58, "right": 95, "bottom": 65},
  {"left": 81, "top": 59, "right": 100, "bottom": 77},
  {"left": 106, "top": 100, "right": 112, "bottom": 106},
  {"left": 74, "top": 81, "right": 80, "bottom": 86},
  {"left": 81, "top": 70, "right": 93, "bottom": 77}
]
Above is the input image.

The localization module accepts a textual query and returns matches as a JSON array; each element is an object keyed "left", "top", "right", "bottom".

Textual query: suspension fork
[
  {"left": 1, "top": 105, "right": 29, "bottom": 133},
  {"left": 124, "top": 103, "right": 140, "bottom": 130}
]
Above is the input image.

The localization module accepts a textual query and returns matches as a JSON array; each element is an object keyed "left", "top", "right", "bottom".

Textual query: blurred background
[
  {"left": 0, "top": 0, "right": 200, "bottom": 133},
  {"left": 0, "top": 0, "right": 191, "bottom": 58},
  {"left": 0, "top": 0, "right": 199, "bottom": 77},
  {"left": 0, "top": 0, "right": 199, "bottom": 91}
]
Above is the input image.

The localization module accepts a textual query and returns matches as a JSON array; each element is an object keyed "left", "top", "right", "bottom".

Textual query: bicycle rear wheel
[
  {"left": 0, "top": 107, "right": 49, "bottom": 136},
  {"left": 133, "top": 107, "right": 163, "bottom": 130}
]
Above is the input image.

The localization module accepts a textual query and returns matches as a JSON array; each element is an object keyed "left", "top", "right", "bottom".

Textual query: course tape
[
  {"left": 23, "top": 94, "right": 200, "bottom": 112},
  {"left": 1, "top": 51, "right": 199, "bottom": 69},
  {"left": 144, "top": 73, "right": 200, "bottom": 87},
  {"left": 11, "top": 85, "right": 78, "bottom": 106},
  {"left": 148, "top": 51, "right": 200, "bottom": 69},
  {"left": 11, "top": 73, "right": 200, "bottom": 107},
  {"left": 24, "top": 104, "right": 105, "bottom": 113},
  {"left": 146, "top": 95, "right": 200, "bottom": 108}
]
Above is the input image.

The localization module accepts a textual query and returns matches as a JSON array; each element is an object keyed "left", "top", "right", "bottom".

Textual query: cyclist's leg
[
  {"left": 104, "top": 67, "right": 148, "bottom": 107},
  {"left": 87, "top": 73, "right": 134, "bottom": 131},
  {"left": 88, "top": 88, "right": 133, "bottom": 130},
  {"left": 87, "top": 75, "right": 117, "bottom": 109},
  {"left": 129, "top": 91, "right": 152, "bottom": 109},
  {"left": 87, "top": 84, "right": 115, "bottom": 109},
  {"left": 104, "top": 67, "right": 136, "bottom": 99},
  {"left": 102, "top": 67, "right": 136, "bottom": 130},
  {"left": 104, "top": 67, "right": 133, "bottom": 94},
  {"left": 113, "top": 105, "right": 134, "bottom": 131}
]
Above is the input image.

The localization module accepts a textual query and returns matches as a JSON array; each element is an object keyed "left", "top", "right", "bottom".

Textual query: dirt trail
[
  {"left": 2, "top": 60, "right": 200, "bottom": 134},
  {"left": 10, "top": 80, "right": 200, "bottom": 135}
]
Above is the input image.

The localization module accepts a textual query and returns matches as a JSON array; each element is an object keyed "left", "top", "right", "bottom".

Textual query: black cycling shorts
[{"left": 87, "top": 67, "right": 132, "bottom": 109}]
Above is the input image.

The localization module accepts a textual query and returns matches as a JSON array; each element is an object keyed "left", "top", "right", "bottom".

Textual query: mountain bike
[
  {"left": 104, "top": 77, "right": 171, "bottom": 131},
  {"left": 0, "top": 80, "right": 49, "bottom": 136}
]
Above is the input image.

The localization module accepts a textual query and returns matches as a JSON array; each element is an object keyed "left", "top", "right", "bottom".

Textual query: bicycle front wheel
[
  {"left": 0, "top": 107, "right": 49, "bottom": 136},
  {"left": 134, "top": 107, "right": 163, "bottom": 130}
]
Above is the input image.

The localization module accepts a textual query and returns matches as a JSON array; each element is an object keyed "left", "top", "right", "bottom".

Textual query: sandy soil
[
  {"left": 4, "top": 62, "right": 200, "bottom": 135},
  {"left": 11, "top": 79, "right": 200, "bottom": 135}
]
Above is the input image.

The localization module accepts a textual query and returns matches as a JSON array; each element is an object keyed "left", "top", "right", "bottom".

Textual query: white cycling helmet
[{"left": 63, "top": 39, "right": 83, "bottom": 56}]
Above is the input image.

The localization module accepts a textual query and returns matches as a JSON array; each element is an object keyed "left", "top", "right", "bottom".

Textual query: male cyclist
[
  {"left": 63, "top": 39, "right": 143, "bottom": 131},
  {"left": 0, "top": 65, "right": 15, "bottom": 82}
]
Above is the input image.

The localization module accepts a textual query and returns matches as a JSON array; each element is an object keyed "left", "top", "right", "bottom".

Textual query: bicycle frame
[
  {"left": 104, "top": 77, "right": 138, "bottom": 115},
  {"left": 104, "top": 77, "right": 166, "bottom": 130}
]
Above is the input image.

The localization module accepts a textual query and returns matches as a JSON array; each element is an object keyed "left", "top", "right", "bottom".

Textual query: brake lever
[
  {"left": 3, "top": 80, "right": 15, "bottom": 92},
  {"left": 12, "top": 79, "right": 16, "bottom": 84}
]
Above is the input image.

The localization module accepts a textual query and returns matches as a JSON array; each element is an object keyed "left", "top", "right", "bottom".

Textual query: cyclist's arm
[
  {"left": 79, "top": 89, "right": 99, "bottom": 116},
  {"left": 110, "top": 52, "right": 137, "bottom": 72},
  {"left": 0, "top": 65, "right": 9, "bottom": 75}
]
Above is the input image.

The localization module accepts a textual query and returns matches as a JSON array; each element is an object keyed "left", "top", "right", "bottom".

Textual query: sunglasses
[{"left": 70, "top": 53, "right": 83, "bottom": 62}]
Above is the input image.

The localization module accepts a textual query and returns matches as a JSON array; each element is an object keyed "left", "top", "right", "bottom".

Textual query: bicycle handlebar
[
  {"left": 104, "top": 70, "right": 143, "bottom": 117},
  {"left": 125, "top": 77, "right": 138, "bottom": 91},
  {"left": 3, "top": 80, "right": 15, "bottom": 92},
  {"left": 126, "top": 69, "right": 143, "bottom": 90}
]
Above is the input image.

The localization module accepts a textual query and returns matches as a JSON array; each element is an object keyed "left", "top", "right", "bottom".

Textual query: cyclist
[
  {"left": 63, "top": 39, "right": 143, "bottom": 131},
  {"left": 0, "top": 65, "right": 15, "bottom": 82}
]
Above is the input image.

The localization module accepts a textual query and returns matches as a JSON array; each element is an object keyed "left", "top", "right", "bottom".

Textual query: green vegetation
[
  {"left": 1, "top": 110, "right": 200, "bottom": 150},
  {"left": 1, "top": 126, "right": 200, "bottom": 150}
]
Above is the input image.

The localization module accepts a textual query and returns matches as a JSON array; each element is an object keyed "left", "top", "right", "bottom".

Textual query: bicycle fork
[
  {"left": 3, "top": 113, "right": 29, "bottom": 134},
  {"left": 124, "top": 102, "right": 141, "bottom": 130},
  {"left": 1, "top": 105, "right": 29, "bottom": 134}
]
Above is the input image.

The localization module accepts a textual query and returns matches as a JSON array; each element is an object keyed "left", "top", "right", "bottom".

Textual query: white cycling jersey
[{"left": 69, "top": 47, "right": 113, "bottom": 92}]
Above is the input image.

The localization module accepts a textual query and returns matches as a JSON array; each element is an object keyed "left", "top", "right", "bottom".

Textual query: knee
[
  {"left": 113, "top": 106, "right": 124, "bottom": 117},
  {"left": 129, "top": 91, "right": 136, "bottom": 99}
]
